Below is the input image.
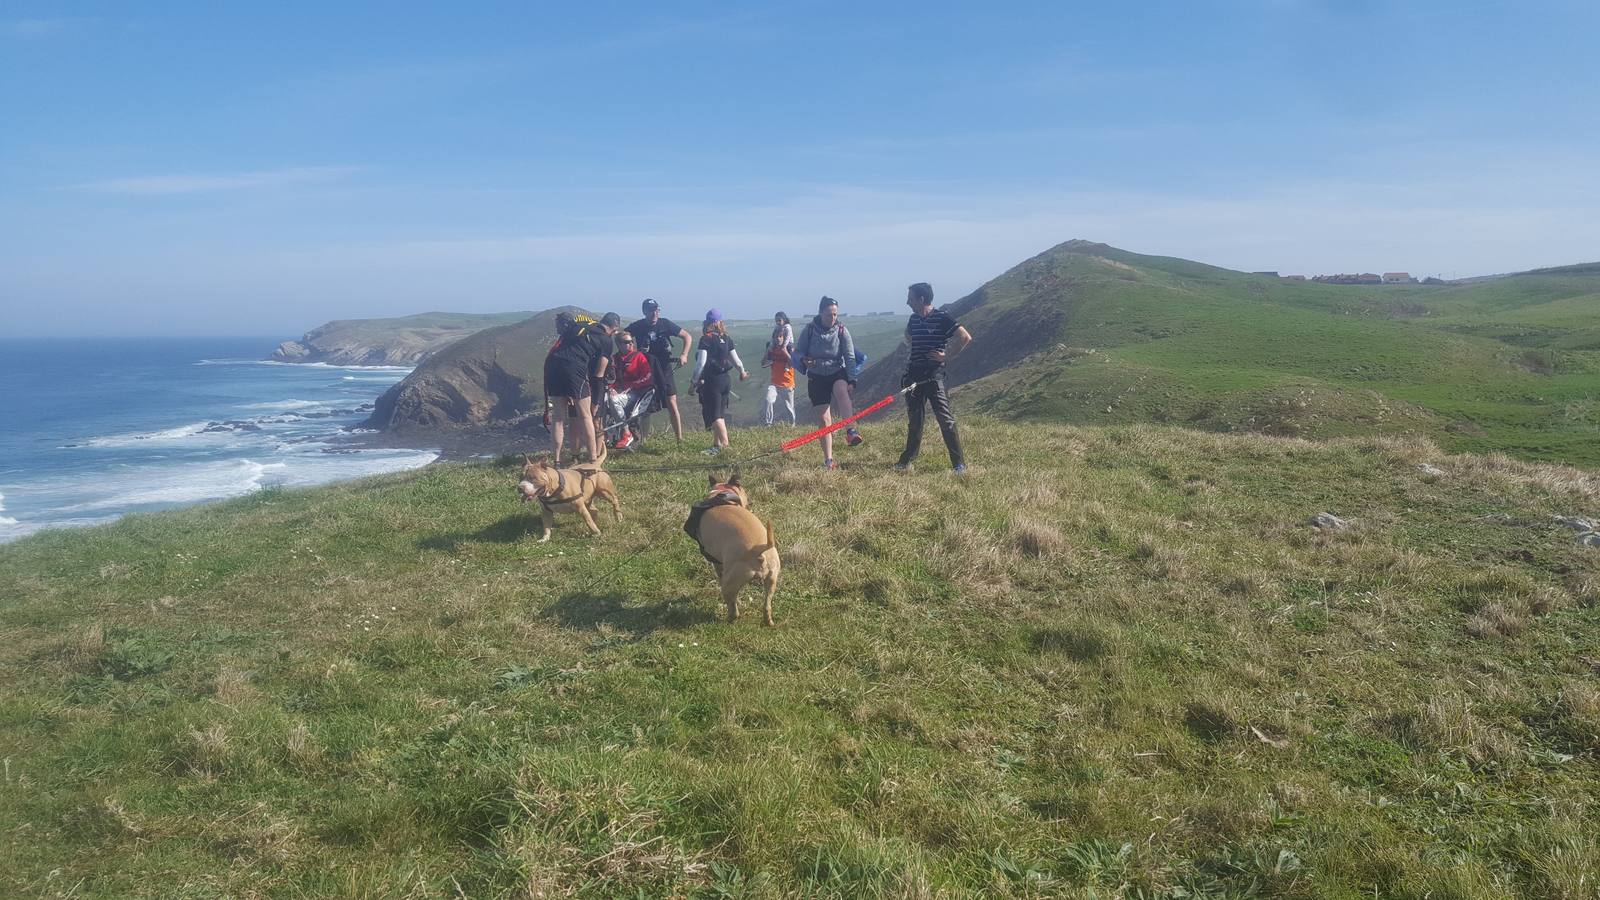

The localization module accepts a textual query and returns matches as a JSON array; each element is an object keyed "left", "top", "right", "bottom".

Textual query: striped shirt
[{"left": 906, "top": 310, "right": 960, "bottom": 367}]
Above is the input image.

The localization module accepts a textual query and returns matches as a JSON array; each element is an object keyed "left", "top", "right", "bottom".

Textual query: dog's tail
[{"left": 763, "top": 519, "right": 776, "bottom": 551}]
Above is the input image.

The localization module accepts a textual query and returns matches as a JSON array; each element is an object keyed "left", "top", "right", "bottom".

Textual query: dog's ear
[
  {"left": 729, "top": 468, "right": 741, "bottom": 486},
  {"left": 522, "top": 453, "right": 532, "bottom": 465},
  {"left": 707, "top": 473, "right": 718, "bottom": 489}
]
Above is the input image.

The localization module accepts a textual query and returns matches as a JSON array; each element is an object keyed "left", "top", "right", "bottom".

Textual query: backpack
[
  {"left": 703, "top": 332, "right": 734, "bottom": 374},
  {"left": 552, "top": 312, "right": 603, "bottom": 353}
]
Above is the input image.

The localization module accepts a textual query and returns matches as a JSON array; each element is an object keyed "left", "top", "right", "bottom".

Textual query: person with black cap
[
  {"left": 625, "top": 299, "right": 693, "bottom": 442},
  {"left": 690, "top": 308, "right": 748, "bottom": 456}
]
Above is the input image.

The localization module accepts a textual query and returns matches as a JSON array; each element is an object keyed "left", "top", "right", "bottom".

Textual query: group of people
[{"left": 541, "top": 284, "right": 972, "bottom": 473}]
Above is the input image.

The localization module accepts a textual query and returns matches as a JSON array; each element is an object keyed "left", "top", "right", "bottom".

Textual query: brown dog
[
  {"left": 683, "top": 473, "right": 780, "bottom": 625},
  {"left": 517, "top": 444, "right": 621, "bottom": 543}
]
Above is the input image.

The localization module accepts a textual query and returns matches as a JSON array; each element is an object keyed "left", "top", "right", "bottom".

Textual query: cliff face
[
  {"left": 270, "top": 311, "right": 536, "bottom": 366},
  {"left": 365, "top": 307, "right": 595, "bottom": 431}
]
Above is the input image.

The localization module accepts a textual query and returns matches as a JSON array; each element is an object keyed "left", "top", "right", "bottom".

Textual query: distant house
[
  {"left": 1312, "top": 273, "right": 1384, "bottom": 285},
  {"left": 1252, "top": 271, "right": 1280, "bottom": 278},
  {"left": 1283, "top": 274, "right": 1306, "bottom": 281},
  {"left": 1382, "top": 272, "right": 1416, "bottom": 284}
]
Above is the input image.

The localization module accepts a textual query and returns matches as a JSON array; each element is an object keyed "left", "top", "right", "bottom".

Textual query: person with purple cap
[{"left": 690, "top": 308, "right": 748, "bottom": 456}]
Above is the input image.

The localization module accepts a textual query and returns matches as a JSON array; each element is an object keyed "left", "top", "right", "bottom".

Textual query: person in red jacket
[{"left": 603, "top": 332, "right": 656, "bottom": 449}]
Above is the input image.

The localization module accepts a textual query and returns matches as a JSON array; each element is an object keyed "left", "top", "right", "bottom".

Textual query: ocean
[{"left": 0, "top": 337, "right": 437, "bottom": 543}]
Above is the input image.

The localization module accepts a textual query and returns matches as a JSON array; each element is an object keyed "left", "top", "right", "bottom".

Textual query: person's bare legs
[
  {"left": 575, "top": 395, "right": 598, "bottom": 462},
  {"left": 549, "top": 400, "right": 568, "bottom": 466},
  {"left": 665, "top": 394, "right": 685, "bottom": 440},
  {"left": 831, "top": 377, "right": 855, "bottom": 423},
  {"left": 818, "top": 403, "right": 833, "bottom": 463},
  {"left": 712, "top": 418, "right": 730, "bottom": 449}
]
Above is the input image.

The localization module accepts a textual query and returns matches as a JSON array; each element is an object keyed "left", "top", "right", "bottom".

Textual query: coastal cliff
[{"left": 270, "top": 311, "right": 535, "bottom": 366}]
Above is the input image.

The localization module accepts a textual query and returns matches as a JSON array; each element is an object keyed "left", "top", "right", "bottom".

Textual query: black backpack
[{"left": 704, "top": 333, "right": 734, "bottom": 374}]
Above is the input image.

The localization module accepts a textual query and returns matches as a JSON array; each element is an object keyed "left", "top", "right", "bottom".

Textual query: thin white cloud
[
  {"left": 2, "top": 17, "right": 99, "bottom": 38},
  {"left": 71, "top": 166, "right": 363, "bottom": 195}
]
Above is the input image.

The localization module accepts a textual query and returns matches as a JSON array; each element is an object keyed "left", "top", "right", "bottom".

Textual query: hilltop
[
  {"left": 857, "top": 240, "right": 1600, "bottom": 467},
  {"left": 1, "top": 420, "right": 1596, "bottom": 896},
  {"left": 271, "top": 311, "right": 537, "bottom": 367}
]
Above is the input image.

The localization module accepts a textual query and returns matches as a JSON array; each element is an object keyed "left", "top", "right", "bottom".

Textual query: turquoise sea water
[{"left": 0, "top": 337, "right": 435, "bottom": 543}]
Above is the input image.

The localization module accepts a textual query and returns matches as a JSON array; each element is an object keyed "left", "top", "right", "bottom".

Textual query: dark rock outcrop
[{"left": 365, "top": 307, "right": 596, "bottom": 431}]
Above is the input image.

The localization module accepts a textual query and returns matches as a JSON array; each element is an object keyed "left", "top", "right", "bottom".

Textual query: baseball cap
[
  {"left": 705, "top": 308, "right": 724, "bottom": 323},
  {"left": 642, "top": 298, "right": 660, "bottom": 312}
]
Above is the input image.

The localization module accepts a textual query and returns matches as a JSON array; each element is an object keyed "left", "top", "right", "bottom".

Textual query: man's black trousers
[{"left": 897, "top": 368, "right": 963, "bottom": 468}]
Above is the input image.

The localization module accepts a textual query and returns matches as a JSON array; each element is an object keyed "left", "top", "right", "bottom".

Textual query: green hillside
[
  {"left": 857, "top": 241, "right": 1600, "bottom": 467},
  {"left": 3, "top": 422, "right": 1598, "bottom": 897}
]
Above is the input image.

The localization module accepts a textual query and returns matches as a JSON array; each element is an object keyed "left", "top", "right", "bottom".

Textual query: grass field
[{"left": 3, "top": 420, "right": 1598, "bottom": 897}]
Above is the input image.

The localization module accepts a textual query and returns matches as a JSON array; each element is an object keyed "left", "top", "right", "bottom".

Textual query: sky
[{"left": 2, "top": 0, "right": 1597, "bottom": 337}]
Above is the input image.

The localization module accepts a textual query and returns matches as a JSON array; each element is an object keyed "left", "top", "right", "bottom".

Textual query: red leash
[{"left": 780, "top": 392, "right": 898, "bottom": 452}]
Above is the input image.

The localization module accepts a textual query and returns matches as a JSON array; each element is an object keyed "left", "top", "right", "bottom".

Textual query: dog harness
[
  {"left": 683, "top": 486, "right": 744, "bottom": 564},
  {"left": 537, "top": 467, "right": 596, "bottom": 509}
]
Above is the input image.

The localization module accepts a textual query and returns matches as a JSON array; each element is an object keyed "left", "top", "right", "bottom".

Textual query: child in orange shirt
[{"left": 762, "top": 312, "right": 796, "bottom": 426}]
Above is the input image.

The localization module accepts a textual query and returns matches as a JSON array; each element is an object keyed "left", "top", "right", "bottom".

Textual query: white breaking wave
[
  {"left": 0, "top": 490, "right": 17, "bottom": 526},
  {"left": 239, "top": 399, "right": 337, "bottom": 411},
  {"left": 58, "top": 459, "right": 288, "bottom": 513},
  {"left": 76, "top": 422, "right": 214, "bottom": 448},
  {"left": 197, "top": 359, "right": 412, "bottom": 372}
]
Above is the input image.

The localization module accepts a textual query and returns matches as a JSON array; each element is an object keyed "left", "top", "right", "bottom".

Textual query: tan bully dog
[
  {"left": 682, "top": 473, "right": 780, "bottom": 625},
  {"left": 517, "top": 444, "right": 621, "bottom": 543}
]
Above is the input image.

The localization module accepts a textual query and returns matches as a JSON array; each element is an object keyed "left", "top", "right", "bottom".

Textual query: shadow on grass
[
  {"left": 542, "top": 592, "right": 717, "bottom": 641},
  {"left": 418, "top": 514, "right": 539, "bottom": 552}
]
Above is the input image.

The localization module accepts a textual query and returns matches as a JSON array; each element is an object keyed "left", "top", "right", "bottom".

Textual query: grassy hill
[
  {"left": 856, "top": 241, "right": 1600, "bottom": 467},
  {"left": 271, "top": 311, "right": 538, "bottom": 367},
  {"left": 3, "top": 420, "right": 1598, "bottom": 897}
]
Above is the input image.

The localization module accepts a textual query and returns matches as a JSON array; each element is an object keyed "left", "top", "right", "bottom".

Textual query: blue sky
[{"left": 2, "top": 1, "right": 1597, "bottom": 336}]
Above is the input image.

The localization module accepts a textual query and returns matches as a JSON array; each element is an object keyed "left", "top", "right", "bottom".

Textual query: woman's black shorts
[
  {"left": 806, "top": 370, "right": 852, "bottom": 408},
  {"left": 698, "top": 372, "right": 731, "bottom": 428},
  {"left": 544, "top": 359, "right": 591, "bottom": 400}
]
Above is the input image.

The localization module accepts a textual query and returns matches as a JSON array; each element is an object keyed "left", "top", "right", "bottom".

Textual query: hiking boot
[
  {"left": 845, "top": 428, "right": 863, "bottom": 447},
  {"left": 892, "top": 462, "right": 910, "bottom": 472},
  {"left": 702, "top": 446, "right": 721, "bottom": 457},
  {"left": 952, "top": 464, "right": 968, "bottom": 477},
  {"left": 823, "top": 458, "right": 837, "bottom": 470}
]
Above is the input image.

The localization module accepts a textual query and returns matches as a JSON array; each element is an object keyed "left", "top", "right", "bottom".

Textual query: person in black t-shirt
[
  {"left": 544, "top": 312, "right": 621, "bottom": 465},
  {"left": 690, "top": 308, "right": 748, "bottom": 456},
  {"left": 894, "top": 283, "right": 972, "bottom": 474},
  {"left": 625, "top": 299, "right": 693, "bottom": 441}
]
